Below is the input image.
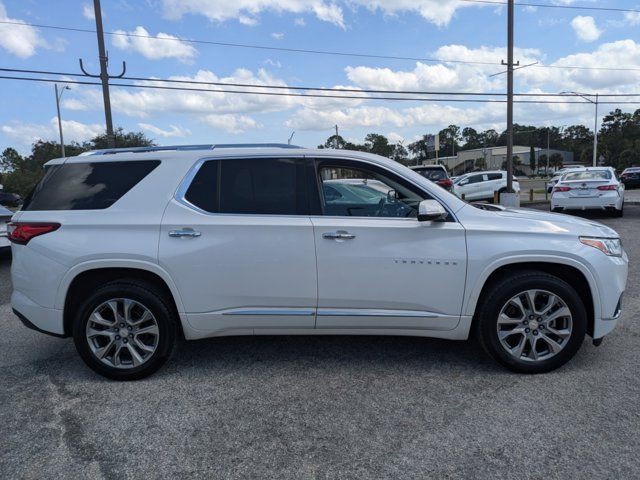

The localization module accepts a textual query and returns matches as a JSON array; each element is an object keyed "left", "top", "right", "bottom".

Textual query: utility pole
[
  {"left": 504, "top": 0, "right": 515, "bottom": 194},
  {"left": 593, "top": 93, "right": 599, "bottom": 167},
  {"left": 79, "top": 0, "right": 126, "bottom": 148},
  {"left": 334, "top": 125, "right": 339, "bottom": 149},
  {"left": 54, "top": 84, "right": 70, "bottom": 157},
  {"left": 287, "top": 131, "right": 295, "bottom": 145}
]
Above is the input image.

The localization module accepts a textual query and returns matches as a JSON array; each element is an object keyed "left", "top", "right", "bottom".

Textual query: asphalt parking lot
[{"left": 1, "top": 206, "right": 639, "bottom": 479}]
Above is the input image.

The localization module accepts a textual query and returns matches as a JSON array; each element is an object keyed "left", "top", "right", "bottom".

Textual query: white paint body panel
[{"left": 9, "top": 147, "right": 627, "bottom": 344}]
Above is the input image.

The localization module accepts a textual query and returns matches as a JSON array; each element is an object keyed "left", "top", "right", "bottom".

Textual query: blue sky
[{"left": 1, "top": 0, "right": 639, "bottom": 153}]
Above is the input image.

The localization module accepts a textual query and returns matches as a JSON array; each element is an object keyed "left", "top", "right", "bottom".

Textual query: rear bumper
[
  {"left": 11, "top": 290, "right": 66, "bottom": 336},
  {"left": 551, "top": 194, "right": 622, "bottom": 210}
]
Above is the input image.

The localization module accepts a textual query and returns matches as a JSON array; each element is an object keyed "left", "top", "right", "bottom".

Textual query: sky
[{"left": 0, "top": 0, "right": 639, "bottom": 154}]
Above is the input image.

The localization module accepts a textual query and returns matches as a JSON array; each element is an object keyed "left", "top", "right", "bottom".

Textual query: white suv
[
  {"left": 453, "top": 170, "right": 520, "bottom": 202},
  {"left": 9, "top": 144, "right": 627, "bottom": 380}
]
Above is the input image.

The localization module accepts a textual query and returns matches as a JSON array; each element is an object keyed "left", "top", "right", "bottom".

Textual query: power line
[
  {"left": 460, "top": 0, "right": 640, "bottom": 14},
  {"left": 2, "top": 67, "right": 639, "bottom": 98},
  {"left": 2, "top": 74, "right": 640, "bottom": 105},
  {"left": 2, "top": 19, "right": 640, "bottom": 72}
]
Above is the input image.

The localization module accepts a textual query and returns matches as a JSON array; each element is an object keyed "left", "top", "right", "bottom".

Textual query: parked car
[
  {"left": 410, "top": 165, "right": 453, "bottom": 191},
  {"left": 9, "top": 144, "right": 627, "bottom": 380},
  {"left": 546, "top": 167, "right": 586, "bottom": 193},
  {"left": 551, "top": 167, "right": 624, "bottom": 217},
  {"left": 453, "top": 170, "right": 520, "bottom": 202},
  {"left": 0, "top": 192, "right": 22, "bottom": 208},
  {"left": 0, "top": 205, "right": 12, "bottom": 251},
  {"left": 620, "top": 167, "right": 640, "bottom": 189}
]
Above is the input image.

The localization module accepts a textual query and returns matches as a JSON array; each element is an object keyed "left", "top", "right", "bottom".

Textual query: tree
[
  {"left": 438, "top": 125, "right": 461, "bottom": 157},
  {"left": 87, "top": 127, "right": 155, "bottom": 150},
  {"left": 363, "top": 133, "right": 394, "bottom": 158},
  {"left": 474, "top": 157, "right": 486, "bottom": 170},
  {"left": 529, "top": 145, "right": 536, "bottom": 174},
  {"left": 549, "top": 153, "right": 564, "bottom": 170},
  {"left": 391, "top": 143, "right": 409, "bottom": 164}
]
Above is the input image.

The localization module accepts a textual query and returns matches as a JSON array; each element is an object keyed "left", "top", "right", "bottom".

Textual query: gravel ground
[{"left": 1, "top": 207, "right": 639, "bottom": 479}]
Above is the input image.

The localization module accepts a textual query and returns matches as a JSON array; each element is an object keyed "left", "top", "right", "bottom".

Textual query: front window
[
  {"left": 318, "top": 164, "right": 429, "bottom": 218},
  {"left": 415, "top": 168, "right": 447, "bottom": 181}
]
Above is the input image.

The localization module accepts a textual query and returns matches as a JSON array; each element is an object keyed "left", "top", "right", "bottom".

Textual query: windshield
[{"left": 563, "top": 170, "right": 612, "bottom": 181}]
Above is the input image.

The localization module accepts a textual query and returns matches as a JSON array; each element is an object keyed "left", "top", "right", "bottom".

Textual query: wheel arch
[
  {"left": 58, "top": 260, "right": 186, "bottom": 338},
  {"left": 466, "top": 258, "right": 599, "bottom": 337}
]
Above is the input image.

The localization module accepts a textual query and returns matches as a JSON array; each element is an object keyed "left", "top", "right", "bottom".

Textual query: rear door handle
[
  {"left": 322, "top": 230, "right": 356, "bottom": 240},
  {"left": 169, "top": 228, "right": 201, "bottom": 238}
]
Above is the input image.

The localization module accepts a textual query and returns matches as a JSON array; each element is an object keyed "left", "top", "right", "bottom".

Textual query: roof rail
[{"left": 80, "top": 143, "right": 302, "bottom": 156}]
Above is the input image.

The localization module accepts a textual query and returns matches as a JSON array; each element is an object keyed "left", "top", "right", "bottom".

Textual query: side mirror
[
  {"left": 418, "top": 199, "right": 447, "bottom": 222},
  {"left": 387, "top": 189, "right": 398, "bottom": 202},
  {"left": 459, "top": 179, "right": 468, "bottom": 186}
]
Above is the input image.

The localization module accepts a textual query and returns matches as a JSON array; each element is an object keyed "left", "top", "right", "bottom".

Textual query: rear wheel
[
  {"left": 476, "top": 271, "right": 587, "bottom": 373},
  {"left": 73, "top": 281, "right": 177, "bottom": 380}
]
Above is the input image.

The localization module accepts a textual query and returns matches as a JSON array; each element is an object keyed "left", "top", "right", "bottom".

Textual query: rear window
[
  {"left": 415, "top": 168, "right": 447, "bottom": 181},
  {"left": 184, "top": 158, "right": 311, "bottom": 215},
  {"left": 563, "top": 170, "right": 611, "bottom": 181},
  {"left": 22, "top": 160, "right": 160, "bottom": 211}
]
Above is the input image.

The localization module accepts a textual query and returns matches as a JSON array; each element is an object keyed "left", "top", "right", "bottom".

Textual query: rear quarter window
[{"left": 22, "top": 160, "right": 160, "bottom": 211}]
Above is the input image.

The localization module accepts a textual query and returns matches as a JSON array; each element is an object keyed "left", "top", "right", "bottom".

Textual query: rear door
[{"left": 159, "top": 157, "right": 319, "bottom": 335}]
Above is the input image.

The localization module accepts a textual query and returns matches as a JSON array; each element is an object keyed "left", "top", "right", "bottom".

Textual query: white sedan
[
  {"left": 0, "top": 204, "right": 13, "bottom": 250},
  {"left": 551, "top": 167, "right": 624, "bottom": 217}
]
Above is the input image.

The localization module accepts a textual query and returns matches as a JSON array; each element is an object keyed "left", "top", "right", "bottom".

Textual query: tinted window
[
  {"left": 487, "top": 173, "right": 503, "bottom": 181},
  {"left": 415, "top": 168, "right": 447, "bottom": 181},
  {"left": 466, "top": 174, "right": 485, "bottom": 184},
  {"left": 185, "top": 158, "right": 311, "bottom": 215},
  {"left": 22, "top": 161, "right": 160, "bottom": 211}
]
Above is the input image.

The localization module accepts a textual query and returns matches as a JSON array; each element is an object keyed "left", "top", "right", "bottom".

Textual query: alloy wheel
[
  {"left": 85, "top": 298, "right": 159, "bottom": 369},
  {"left": 496, "top": 289, "right": 573, "bottom": 362}
]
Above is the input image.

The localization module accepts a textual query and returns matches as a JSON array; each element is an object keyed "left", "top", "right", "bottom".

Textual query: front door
[
  {"left": 310, "top": 158, "right": 467, "bottom": 332},
  {"left": 159, "top": 157, "right": 318, "bottom": 335}
]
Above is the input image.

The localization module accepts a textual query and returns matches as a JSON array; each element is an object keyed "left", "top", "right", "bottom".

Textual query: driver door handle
[
  {"left": 169, "top": 228, "right": 201, "bottom": 238},
  {"left": 322, "top": 230, "right": 356, "bottom": 240}
]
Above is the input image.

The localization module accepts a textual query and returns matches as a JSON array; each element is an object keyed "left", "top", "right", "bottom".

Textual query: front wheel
[
  {"left": 73, "top": 281, "right": 177, "bottom": 380},
  {"left": 476, "top": 271, "right": 587, "bottom": 373}
]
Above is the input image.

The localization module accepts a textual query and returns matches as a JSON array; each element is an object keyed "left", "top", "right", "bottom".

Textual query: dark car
[
  {"left": 0, "top": 192, "right": 22, "bottom": 208},
  {"left": 410, "top": 165, "right": 453, "bottom": 191},
  {"left": 620, "top": 167, "right": 640, "bottom": 189}
]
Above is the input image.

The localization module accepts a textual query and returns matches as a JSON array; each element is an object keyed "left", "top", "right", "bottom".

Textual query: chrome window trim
[{"left": 173, "top": 154, "right": 459, "bottom": 223}]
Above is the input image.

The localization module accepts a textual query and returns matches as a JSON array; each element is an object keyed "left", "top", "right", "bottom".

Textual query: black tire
[
  {"left": 73, "top": 280, "right": 177, "bottom": 380},
  {"left": 551, "top": 207, "right": 563, "bottom": 213},
  {"left": 475, "top": 271, "right": 587, "bottom": 374},
  {"left": 614, "top": 204, "right": 624, "bottom": 218}
]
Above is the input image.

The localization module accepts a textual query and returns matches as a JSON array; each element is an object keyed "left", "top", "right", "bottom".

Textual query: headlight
[{"left": 580, "top": 237, "right": 623, "bottom": 257}]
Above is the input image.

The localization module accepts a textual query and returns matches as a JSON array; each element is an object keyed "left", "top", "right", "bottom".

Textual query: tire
[
  {"left": 614, "top": 203, "right": 624, "bottom": 218},
  {"left": 551, "top": 207, "right": 562, "bottom": 213},
  {"left": 72, "top": 280, "right": 177, "bottom": 380},
  {"left": 475, "top": 271, "right": 587, "bottom": 374}
]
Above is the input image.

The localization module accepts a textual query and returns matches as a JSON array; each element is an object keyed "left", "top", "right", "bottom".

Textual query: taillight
[
  {"left": 437, "top": 179, "right": 453, "bottom": 188},
  {"left": 8, "top": 222, "right": 60, "bottom": 245},
  {"left": 553, "top": 186, "right": 572, "bottom": 192},
  {"left": 597, "top": 185, "right": 617, "bottom": 191}
]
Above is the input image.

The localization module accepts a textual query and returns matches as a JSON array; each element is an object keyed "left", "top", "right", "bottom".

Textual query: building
[{"left": 423, "top": 146, "right": 576, "bottom": 176}]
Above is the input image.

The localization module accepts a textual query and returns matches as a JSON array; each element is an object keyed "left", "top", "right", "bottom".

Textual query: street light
[
  {"left": 55, "top": 84, "right": 71, "bottom": 157},
  {"left": 560, "top": 91, "right": 599, "bottom": 167}
]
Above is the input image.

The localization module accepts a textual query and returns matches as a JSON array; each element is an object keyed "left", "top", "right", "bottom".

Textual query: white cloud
[
  {"left": 203, "top": 114, "right": 260, "bottom": 134},
  {"left": 271, "top": 32, "right": 284, "bottom": 40},
  {"left": 570, "top": 16, "right": 602, "bottom": 42},
  {"left": 0, "top": 2, "right": 45, "bottom": 57},
  {"left": 294, "top": 17, "right": 306, "bottom": 26},
  {"left": 83, "top": 3, "right": 95, "bottom": 20},
  {"left": 138, "top": 123, "right": 191, "bottom": 138},
  {"left": 111, "top": 26, "right": 197, "bottom": 62},
  {"left": 624, "top": 11, "right": 640, "bottom": 26},
  {"left": 1, "top": 118, "right": 103, "bottom": 147},
  {"left": 160, "top": 0, "right": 482, "bottom": 28}
]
